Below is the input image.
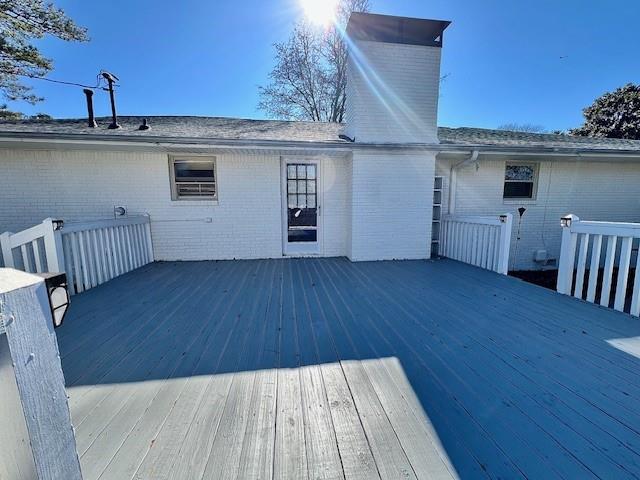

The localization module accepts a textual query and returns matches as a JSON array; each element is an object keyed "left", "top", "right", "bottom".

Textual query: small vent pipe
[{"left": 83, "top": 89, "right": 97, "bottom": 128}]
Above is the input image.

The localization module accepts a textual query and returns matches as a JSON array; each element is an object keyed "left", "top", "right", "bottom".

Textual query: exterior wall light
[
  {"left": 36, "top": 272, "right": 70, "bottom": 328},
  {"left": 560, "top": 215, "right": 573, "bottom": 228},
  {"left": 52, "top": 219, "right": 64, "bottom": 231},
  {"left": 499, "top": 214, "right": 508, "bottom": 223}
]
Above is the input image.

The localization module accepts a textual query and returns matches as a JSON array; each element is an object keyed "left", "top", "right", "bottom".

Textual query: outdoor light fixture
[
  {"left": 36, "top": 273, "right": 70, "bottom": 329},
  {"left": 114, "top": 205, "right": 127, "bottom": 217},
  {"left": 560, "top": 215, "right": 573, "bottom": 228},
  {"left": 499, "top": 214, "right": 508, "bottom": 223},
  {"left": 52, "top": 219, "right": 64, "bottom": 231}
]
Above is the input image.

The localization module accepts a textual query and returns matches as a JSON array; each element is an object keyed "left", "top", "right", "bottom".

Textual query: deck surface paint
[{"left": 58, "top": 258, "right": 640, "bottom": 479}]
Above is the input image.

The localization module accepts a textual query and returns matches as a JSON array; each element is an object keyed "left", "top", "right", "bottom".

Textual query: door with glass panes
[{"left": 282, "top": 160, "right": 321, "bottom": 255}]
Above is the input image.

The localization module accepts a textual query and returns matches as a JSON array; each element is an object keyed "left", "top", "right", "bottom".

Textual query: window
[
  {"left": 170, "top": 157, "right": 217, "bottom": 200},
  {"left": 503, "top": 163, "right": 538, "bottom": 199},
  {"left": 287, "top": 163, "right": 318, "bottom": 242}
]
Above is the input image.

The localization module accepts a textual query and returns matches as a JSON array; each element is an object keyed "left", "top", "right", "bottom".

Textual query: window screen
[
  {"left": 171, "top": 158, "right": 217, "bottom": 200},
  {"left": 504, "top": 163, "right": 537, "bottom": 199}
]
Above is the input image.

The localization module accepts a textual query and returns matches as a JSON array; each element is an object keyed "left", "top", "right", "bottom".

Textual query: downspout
[{"left": 448, "top": 150, "right": 479, "bottom": 214}]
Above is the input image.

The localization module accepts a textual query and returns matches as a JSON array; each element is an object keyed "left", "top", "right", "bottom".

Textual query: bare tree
[
  {"left": 497, "top": 123, "right": 547, "bottom": 133},
  {"left": 258, "top": 0, "right": 369, "bottom": 122}
]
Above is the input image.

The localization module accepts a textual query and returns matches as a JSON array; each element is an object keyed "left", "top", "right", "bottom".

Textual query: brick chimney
[{"left": 344, "top": 13, "right": 450, "bottom": 144}]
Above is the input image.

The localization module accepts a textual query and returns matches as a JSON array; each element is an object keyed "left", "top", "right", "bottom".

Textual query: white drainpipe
[{"left": 448, "top": 150, "right": 479, "bottom": 214}]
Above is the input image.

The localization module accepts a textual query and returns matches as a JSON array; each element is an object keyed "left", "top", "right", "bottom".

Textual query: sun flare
[{"left": 300, "top": 0, "right": 339, "bottom": 27}]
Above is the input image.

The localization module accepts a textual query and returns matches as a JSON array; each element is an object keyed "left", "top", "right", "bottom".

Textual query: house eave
[
  {"left": 436, "top": 143, "right": 640, "bottom": 159},
  {"left": 0, "top": 131, "right": 639, "bottom": 159}
]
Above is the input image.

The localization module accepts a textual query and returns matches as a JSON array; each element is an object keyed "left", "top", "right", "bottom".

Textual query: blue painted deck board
[{"left": 58, "top": 258, "right": 640, "bottom": 480}]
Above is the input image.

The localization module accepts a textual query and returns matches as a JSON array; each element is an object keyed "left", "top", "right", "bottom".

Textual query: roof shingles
[{"left": 0, "top": 116, "right": 639, "bottom": 152}]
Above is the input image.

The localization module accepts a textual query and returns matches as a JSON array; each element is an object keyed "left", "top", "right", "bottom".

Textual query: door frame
[{"left": 280, "top": 157, "right": 323, "bottom": 257}]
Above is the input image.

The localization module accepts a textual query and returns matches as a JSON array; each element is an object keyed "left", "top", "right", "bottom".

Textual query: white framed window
[
  {"left": 169, "top": 156, "right": 217, "bottom": 201},
  {"left": 503, "top": 162, "right": 538, "bottom": 200}
]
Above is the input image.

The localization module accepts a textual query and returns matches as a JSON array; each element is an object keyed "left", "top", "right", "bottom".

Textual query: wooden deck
[{"left": 56, "top": 258, "right": 640, "bottom": 480}]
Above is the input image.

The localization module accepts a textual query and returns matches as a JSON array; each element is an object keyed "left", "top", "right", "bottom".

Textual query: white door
[{"left": 282, "top": 159, "right": 321, "bottom": 256}]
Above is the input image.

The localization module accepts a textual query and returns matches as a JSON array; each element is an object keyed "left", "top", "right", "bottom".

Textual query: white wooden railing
[
  {"left": 1, "top": 218, "right": 64, "bottom": 274},
  {"left": 1, "top": 216, "right": 153, "bottom": 295},
  {"left": 557, "top": 214, "right": 640, "bottom": 316},
  {"left": 440, "top": 213, "right": 513, "bottom": 274}
]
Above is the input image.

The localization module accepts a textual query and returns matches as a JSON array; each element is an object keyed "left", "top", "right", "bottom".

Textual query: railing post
[
  {"left": 0, "top": 269, "right": 83, "bottom": 479},
  {"left": 42, "top": 218, "right": 65, "bottom": 273},
  {"left": 0, "top": 231, "right": 15, "bottom": 268},
  {"left": 557, "top": 214, "right": 580, "bottom": 295},
  {"left": 497, "top": 213, "right": 513, "bottom": 275}
]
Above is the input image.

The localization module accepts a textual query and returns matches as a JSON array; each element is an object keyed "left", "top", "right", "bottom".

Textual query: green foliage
[
  {"left": 0, "top": 103, "right": 52, "bottom": 119},
  {"left": 570, "top": 83, "right": 640, "bottom": 140},
  {"left": 0, "top": 0, "right": 87, "bottom": 103},
  {"left": 29, "top": 112, "right": 51, "bottom": 119},
  {"left": 0, "top": 103, "right": 23, "bottom": 119}
]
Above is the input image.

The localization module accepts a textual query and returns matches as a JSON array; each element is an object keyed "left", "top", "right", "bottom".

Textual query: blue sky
[{"left": 10, "top": 0, "right": 640, "bottom": 131}]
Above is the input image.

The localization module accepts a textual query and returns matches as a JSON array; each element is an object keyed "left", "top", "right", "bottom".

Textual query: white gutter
[{"left": 448, "top": 149, "right": 479, "bottom": 214}]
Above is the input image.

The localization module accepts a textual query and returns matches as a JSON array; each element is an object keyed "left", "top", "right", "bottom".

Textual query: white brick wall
[
  {"left": 345, "top": 40, "right": 442, "bottom": 144},
  {"left": 350, "top": 150, "right": 435, "bottom": 261},
  {"left": 0, "top": 149, "right": 351, "bottom": 262},
  {"left": 322, "top": 155, "right": 351, "bottom": 257},
  {"left": 437, "top": 156, "right": 640, "bottom": 270}
]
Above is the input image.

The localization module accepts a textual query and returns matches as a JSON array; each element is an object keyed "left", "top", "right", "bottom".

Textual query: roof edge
[{"left": 2, "top": 131, "right": 640, "bottom": 158}]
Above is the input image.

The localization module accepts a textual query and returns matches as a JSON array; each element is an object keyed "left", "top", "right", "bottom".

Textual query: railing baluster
[
  {"left": 87, "top": 230, "right": 97, "bottom": 288},
  {"left": 20, "top": 244, "right": 31, "bottom": 272},
  {"left": 125, "top": 226, "right": 135, "bottom": 271},
  {"left": 62, "top": 235, "right": 76, "bottom": 295},
  {"left": 110, "top": 227, "right": 121, "bottom": 276},
  {"left": 465, "top": 224, "right": 472, "bottom": 264},
  {"left": 493, "top": 227, "right": 501, "bottom": 272},
  {"left": 32, "top": 240, "right": 43, "bottom": 273},
  {"left": 121, "top": 226, "right": 129, "bottom": 271},
  {"left": 478, "top": 226, "right": 486, "bottom": 268},
  {"left": 486, "top": 227, "right": 494, "bottom": 271},
  {"left": 103, "top": 228, "right": 114, "bottom": 280},
  {"left": 483, "top": 226, "right": 490, "bottom": 269},
  {"left": 469, "top": 224, "right": 475, "bottom": 265},
  {"left": 134, "top": 224, "right": 144, "bottom": 266},
  {"left": 71, "top": 232, "right": 84, "bottom": 293},
  {"left": 118, "top": 226, "right": 128, "bottom": 272},
  {"left": 574, "top": 233, "right": 589, "bottom": 299},
  {"left": 586, "top": 234, "right": 602, "bottom": 303},
  {"left": 139, "top": 224, "right": 149, "bottom": 265},
  {"left": 630, "top": 240, "right": 640, "bottom": 317},
  {"left": 614, "top": 236, "right": 633, "bottom": 312},
  {"left": 97, "top": 229, "right": 106, "bottom": 283},
  {"left": 78, "top": 231, "right": 90, "bottom": 291},
  {"left": 600, "top": 235, "right": 618, "bottom": 307},
  {"left": 128, "top": 225, "right": 138, "bottom": 269},
  {"left": 91, "top": 229, "right": 103, "bottom": 286}
]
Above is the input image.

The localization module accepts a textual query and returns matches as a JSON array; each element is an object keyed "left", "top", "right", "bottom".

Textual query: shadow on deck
[{"left": 56, "top": 258, "right": 640, "bottom": 480}]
